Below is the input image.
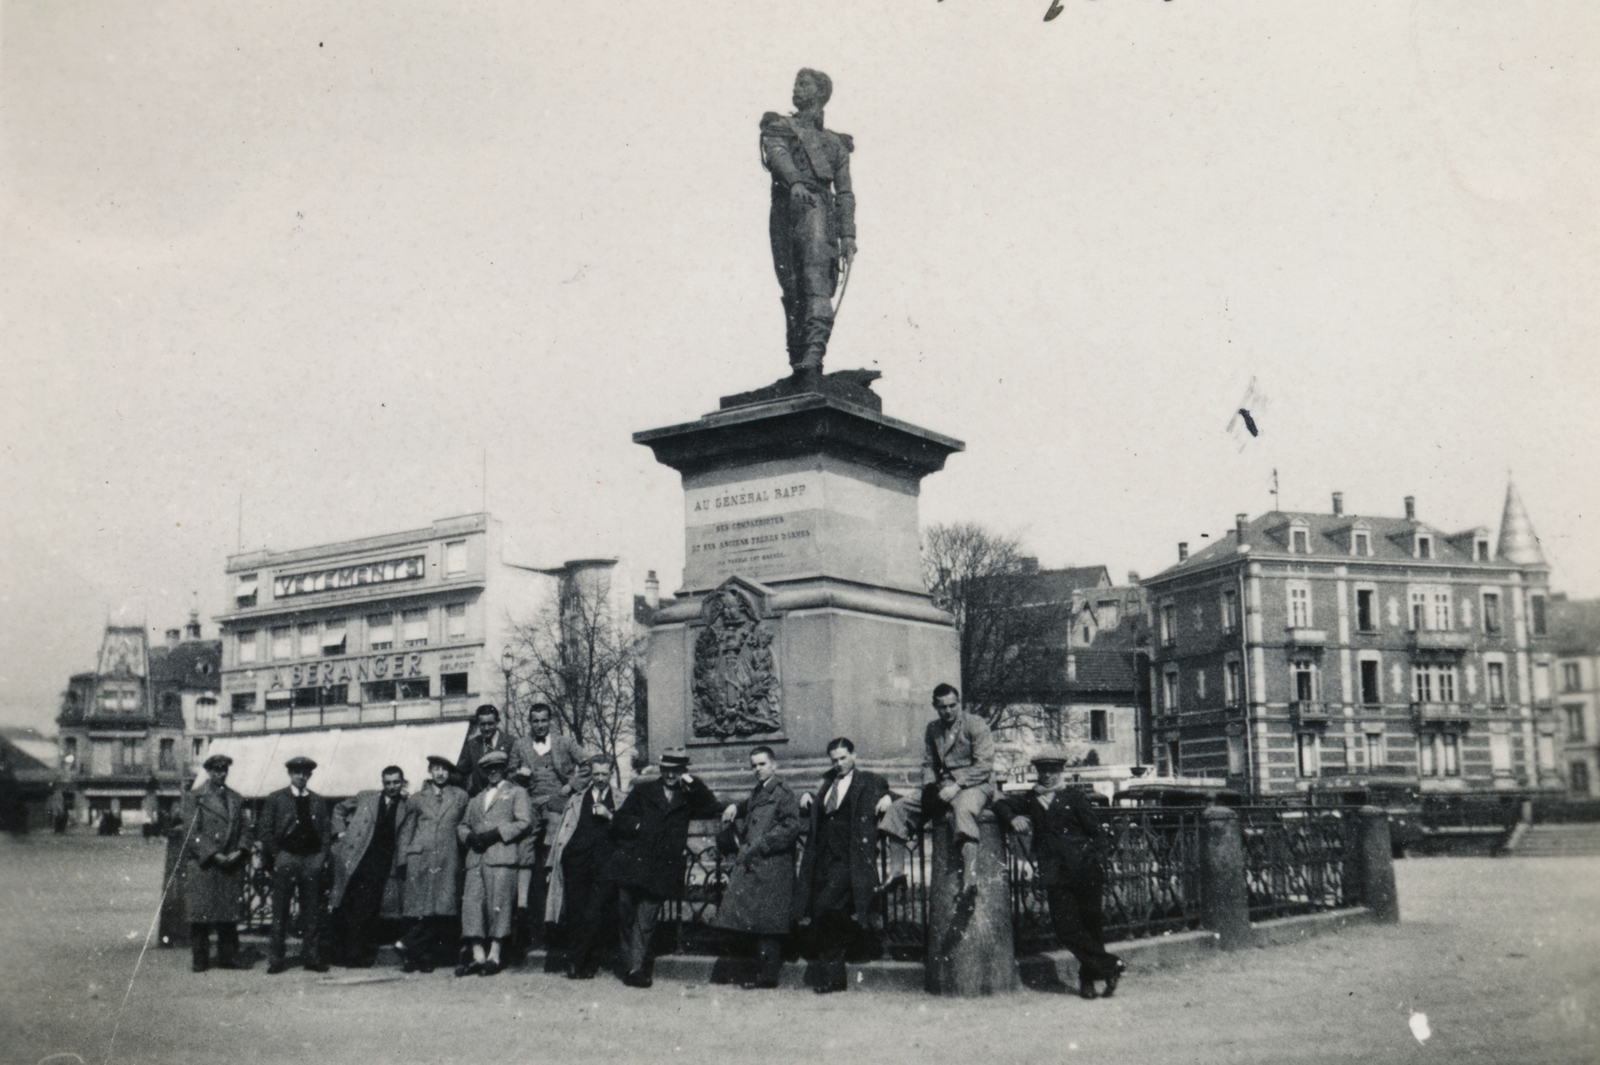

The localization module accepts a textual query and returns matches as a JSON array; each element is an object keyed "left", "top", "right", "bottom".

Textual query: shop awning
[{"left": 197, "top": 720, "right": 471, "bottom": 798}]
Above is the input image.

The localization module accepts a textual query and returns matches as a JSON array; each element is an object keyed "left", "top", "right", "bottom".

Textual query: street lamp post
[{"left": 501, "top": 646, "right": 516, "bottom": 725}]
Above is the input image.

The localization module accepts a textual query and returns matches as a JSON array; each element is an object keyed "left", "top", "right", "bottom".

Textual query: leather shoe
[
  {"left": 305, "top": 961, "right": 330, "bottom": 973},
  {"left": 455, "top": 962, "right": 481, "bottom": 978},
  {"left": 1101, "top": 960, "right": 1125, "bottom": 998},
  {"left": 478, "top": 959, "right": 502, "bottom": 977},
  {"left": 622, "top": 970, "right": 653, "bottom": 988},
  {"left": 741, "top": 980, "right": 779, "bottom": 990},
  {"left": 1078, "top": 981, "right": 1099, "bottom": 1000},
  {"left": 267, "top": 960, "right": 289, "bottom": 975}
]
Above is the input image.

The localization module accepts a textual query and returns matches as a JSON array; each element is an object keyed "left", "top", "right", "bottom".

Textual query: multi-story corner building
[
  {"left": 1549, "top": 597, "right": 1600, "bottom": 797},
  {"left": 1142, "top": 484, "right": 1555, "bottom": 797},
  {"left": 216, "top": 513, "right": 551, "bottom": 738},
  {"left": 56, "top": 619, "right": 220, "bottom": 825}
]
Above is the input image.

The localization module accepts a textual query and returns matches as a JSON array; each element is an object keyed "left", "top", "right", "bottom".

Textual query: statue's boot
[{"left": 794, "top": 312, "right": 833, "bottom": 378}]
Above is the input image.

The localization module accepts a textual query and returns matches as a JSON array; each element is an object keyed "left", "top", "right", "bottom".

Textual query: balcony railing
[
  {"left": 1412, "top": 701, "right": 1471, "bottom": 726},
  {"left": 1409, "top": 630, "right": 1473, "bottom": 652},
  {"left": 1289, "top": 701, "right": 1331, "bottom": 727},
  {"left": 1285, "top": 628, "right": 1328, "bottom": 648}
]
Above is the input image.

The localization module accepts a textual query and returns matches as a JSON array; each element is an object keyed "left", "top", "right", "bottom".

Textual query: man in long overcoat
[
  {"left": 256, "top": 755, "right": 333, "bottom": 973},
  {"left": 176, "top": 753, "right": 253, "bottom": 972},
  {"left": 329, "top": 765, "right": 408, "bottom": 966},
  {"left": 604, "top": 748, "right": 727, "bottom": 987},
  {"left": 456, "top": 750, "right": 531, "bottom": 976},
  {"left": 712, "top": 746, "right": 802, "bottom": 989},
  {"left": 544, "top": 750, "right": 618, "bottom": 979},
  {"left": 795, "top": 736, "right": 891, "bottom": 993},
  {"left": 456, "top": 704, "right": 516, "bottom": 797},
  {"left": 396, "top": 754, "right": 469, "bottom": 972},
  {"left": 994, "top": 749, "right": 1124, "bottom": 999},
  {"left": 508, "top": 702, "right": 584, "bottom": 950}
]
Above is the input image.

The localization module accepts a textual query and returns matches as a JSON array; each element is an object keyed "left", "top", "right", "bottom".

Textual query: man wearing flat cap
[
  {"left": 257, "top": 755, "right": 333, "bottom": 973},
  {"left": 178, "top": 753, "right": 254, "bottom": 972},
  {"left": 544, "top": 749, "right": 619, "bottom": 979},
  {"left": 994, "top": 749, "right": 1124, "bottom": 999},
  {"left": 329, "top": 765, "right": 409, "bottom": 967},
  {"left": 396, "top": 754, "right": 469, "bottom": 972},
  {"left": 604, "top": 748, "right": 726, "bottom": 987},
  {"left": 455, "top": 749, "right": 530, "bottom": 976}
]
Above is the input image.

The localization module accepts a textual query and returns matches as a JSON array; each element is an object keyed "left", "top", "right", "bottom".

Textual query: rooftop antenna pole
[
  {"left": 1270, "top": 468, "right": 1280, "bottom": 511},
  {"left": 237, "top": 492, "right": 243, "bottom": 551}
]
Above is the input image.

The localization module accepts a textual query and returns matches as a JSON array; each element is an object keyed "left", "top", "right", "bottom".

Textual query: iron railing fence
[{"left": 1238, "top": 806, "right": 1360, "bottom": 922}]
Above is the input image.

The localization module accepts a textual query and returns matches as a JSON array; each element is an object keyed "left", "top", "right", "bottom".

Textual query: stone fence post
[
  {"left": 1199, "top": 806, "right": 1253, "bottom": 949},
  {"left": 925, "top": 810, "right": 1018, "bottom": 996},
  {"left": 1355, "top": 806, "right": 1400, "bottom": 923}
]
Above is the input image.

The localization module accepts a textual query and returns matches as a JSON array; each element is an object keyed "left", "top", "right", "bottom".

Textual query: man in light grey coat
[{"left": 396, "top": 754, "right": 469, "bottom": 972}]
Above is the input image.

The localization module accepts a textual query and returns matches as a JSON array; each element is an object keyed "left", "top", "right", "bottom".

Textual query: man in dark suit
[
  {"left": 256, "top": 755, "right": 333, "bottom": 973},
  {"left": 456, "top": 704, "right": 517, "bottom": 797},
  {"left": 604, "top": 748, "right": 728, "bottom": 987},
  {"left": 177, "top": 753, "right": 253, "bottom": 972},
  {"left": 329, "top": 765, "right": 408, "bottom": 967},
  {"left": 994, "top": 748, "right": 1124, "bottom": 999},
  {"left": 796, "top": 736, "right": 890, "bottom": 993},
  {"left": 544, "top": 750, "right": 619, "bottom": 979}
]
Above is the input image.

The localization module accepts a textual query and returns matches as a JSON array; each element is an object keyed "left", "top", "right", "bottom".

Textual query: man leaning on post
[
  {"left": 256, "top": 755, "right": 333, "bottom": 973},
  {"left": 879, "top": 683, "right": 996, "bottom": 891}
]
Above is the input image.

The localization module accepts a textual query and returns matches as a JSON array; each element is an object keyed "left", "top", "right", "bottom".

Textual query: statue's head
[{"left": 793, "top": 68, "right": 832, "bottom": 111}]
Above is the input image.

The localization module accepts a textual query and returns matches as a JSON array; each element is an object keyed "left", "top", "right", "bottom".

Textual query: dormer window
[
  {"left": 1475, "top": 538, "right": 1490, "bottom": 562},
  {"left": 1352, "top": 531, "right": 1370, "bottom": 557},
  {"left": 1415, "top": 535, "right": 1433, "bottom": 560},
  {"left": 1291, "top": 528, "right": 1310, "bottom": 554}
]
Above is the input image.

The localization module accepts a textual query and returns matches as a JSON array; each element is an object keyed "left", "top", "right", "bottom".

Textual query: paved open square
[{"left": 2, "top": 834, "right": 1595, "bottom": 1065}]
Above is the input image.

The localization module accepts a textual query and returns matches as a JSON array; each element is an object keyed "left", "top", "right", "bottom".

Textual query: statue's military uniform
[{"left": 760, "top": 112, "right": 855, "bottom": 372}]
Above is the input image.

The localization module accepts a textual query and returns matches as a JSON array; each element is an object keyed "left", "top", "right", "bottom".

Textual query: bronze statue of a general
[{"left": 761, "top": 69, "right": 857, "bottom": 378}]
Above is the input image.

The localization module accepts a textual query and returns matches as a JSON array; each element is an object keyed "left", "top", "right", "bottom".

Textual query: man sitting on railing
[
  {"left": 994, "top": 748, "right": 1123, "bottom": 999},
  {"left": 880, "top": 684, "right": 995, "bottom": 893}
]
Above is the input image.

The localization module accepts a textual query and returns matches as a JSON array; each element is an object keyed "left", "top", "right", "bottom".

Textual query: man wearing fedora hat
[
  {"left": 604, "top": 748, "right": 728, "bottom": 987},
  {"left": 257, "top": 755, "right": 334, "bottom": 973},
  {"left": 455, "top": 749, "right": 530, "bottom": 976},
  {"left": 177, "top": 753, "right": 253, "bottom": 972},
  {"left": 994, "top": 748, "right": 1124, "bottom": 999},
  {"left": 396, "top": 754, "right": 470, "bottom": 972}
]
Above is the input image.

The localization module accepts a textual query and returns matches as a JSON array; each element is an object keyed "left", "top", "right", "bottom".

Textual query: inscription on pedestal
[{"left": 685, "top": 472, "right": 822, "bottom": 586}]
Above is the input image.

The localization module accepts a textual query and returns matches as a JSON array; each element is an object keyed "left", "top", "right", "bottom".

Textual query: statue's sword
[{"left": 833, "top": 253, "right": 853, "bottom": 317}]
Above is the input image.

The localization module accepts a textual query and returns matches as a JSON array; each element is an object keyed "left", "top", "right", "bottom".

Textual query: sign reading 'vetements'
[{"left": 683, "top": 472, "right": 822, "bottom": 588}]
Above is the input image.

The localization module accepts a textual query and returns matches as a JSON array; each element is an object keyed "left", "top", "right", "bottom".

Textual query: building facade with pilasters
[{"left": 1142, "top": 485, "right": 1556, "bottom": 798}]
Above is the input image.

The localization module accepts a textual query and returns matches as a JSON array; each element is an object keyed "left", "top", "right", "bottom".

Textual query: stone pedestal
[
  {"left": 925, "top": 813, "right": 1018, "bottom": 996},
  {"left": 633, "top": 386, "right": 964, "bottom": 791}
]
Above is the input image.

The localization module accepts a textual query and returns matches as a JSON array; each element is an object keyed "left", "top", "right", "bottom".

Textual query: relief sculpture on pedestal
[{"left": 691, "top": 582, "right": 781, "bottom": 738}]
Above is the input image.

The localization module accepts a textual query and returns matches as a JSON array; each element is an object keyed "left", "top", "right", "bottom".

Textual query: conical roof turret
[{"left": 1496, "top": 479, "right": 1546, "bottom": 566}]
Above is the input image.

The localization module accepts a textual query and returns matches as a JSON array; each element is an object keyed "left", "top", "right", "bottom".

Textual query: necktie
[{"left": 824, "top": 779, "right": 842, "bottom": 814}]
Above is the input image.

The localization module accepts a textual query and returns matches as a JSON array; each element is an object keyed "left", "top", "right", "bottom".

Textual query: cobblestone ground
[{"left": 2, "top": 833, "right": 1596, "bottom": 1065}]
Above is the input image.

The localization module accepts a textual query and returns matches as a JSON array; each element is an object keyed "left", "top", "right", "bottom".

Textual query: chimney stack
[
  {"left": 1018, "top": 556, "right": 1039, "bottom": 574},
  {"left": 185, "top": 609, "right": 202, "bottom": 641},
  {"left": 1235, "top": 513, "right": 1249, "bottom": 541},
  {"left": 644, "top": 570, "right": 660, "bottom": 610},
  {"left": 1178, "top": 542, "right": 1189, "bottom": 562},
  {"left": 1332, "top": 491, "right": 1344, "bottom": 516},
  {"left": 1404, "top": 495, "right": 1416, "bottom": 521},
  {"left": 1127, "top": 570, "right": 1140, "bottom": 585}
]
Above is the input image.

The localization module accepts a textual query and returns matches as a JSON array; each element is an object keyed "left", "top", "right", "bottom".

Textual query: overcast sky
[{"left": 2, "top": 1, "right": 1595, "bottom": 734}]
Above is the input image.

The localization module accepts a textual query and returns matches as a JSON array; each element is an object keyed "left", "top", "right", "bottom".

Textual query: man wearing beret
[
  {"left": 604, "top": 748, "right": 727, "bottom": 988},
  {"left": 329, "top": 766, "right": 409, "bottom": 967},
  {"left": 256, "top": 755, "right": 333, "bottom": 973},
  {"left": 396, "top": 754, "right": 469, "bottom": 972},
  {"left": 177, "top": 753, "right": 254, "bottom": 972},
  {"left": 455, "top": 750, "right": 531, "bottom": 976},
  {"left": 994, "top": 749, "right": 1124, "bottom": 999}
]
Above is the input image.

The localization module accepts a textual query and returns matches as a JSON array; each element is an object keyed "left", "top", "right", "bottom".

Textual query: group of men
[{"left": 176, "top": 686, "right": 1124, "bottom": 998}]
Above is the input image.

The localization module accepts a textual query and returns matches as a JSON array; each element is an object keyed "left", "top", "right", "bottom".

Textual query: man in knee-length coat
[
  {"left": 712, "top": 745, "right": 802, "bottom": 989},
  {"left": 396, "top": 754, "right": 469, "bottom": 972},
  {"left": 330, "top": 766, "right": 409, "bottom": 966},
  {"left": 455, "top": 750, "right": 531, "bottom": 975},
  {"left": 177, "top": 753, "right": 254, "bottom": 972}
]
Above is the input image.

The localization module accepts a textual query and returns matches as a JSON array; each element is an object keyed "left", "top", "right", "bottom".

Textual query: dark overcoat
[
  {"left": 992, "top": 786, "right": 1107, "bottom": 887},
  {"left": 398, "top": 782, "right": 469, "bottom": 917},
  {"left": 256, "top": 786, "right": 333, "bottom": 860},
  {"left": 795, "top": 768, "right": 888, "bottom": 922},
  {"left": 605, "top": 776, "right": 725, "bottom": 900},
  {"left": 456, "top": 727, "right": 517, "bottom": 796},
  {"left": 330, "top": 791, "right": 406, "bottom": 914},
  {"left": 177, "top": 781, "right": 251, "bottom": 923},
  {"left": 712, "top": 777, "right": 802, "bottom": 935}
]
